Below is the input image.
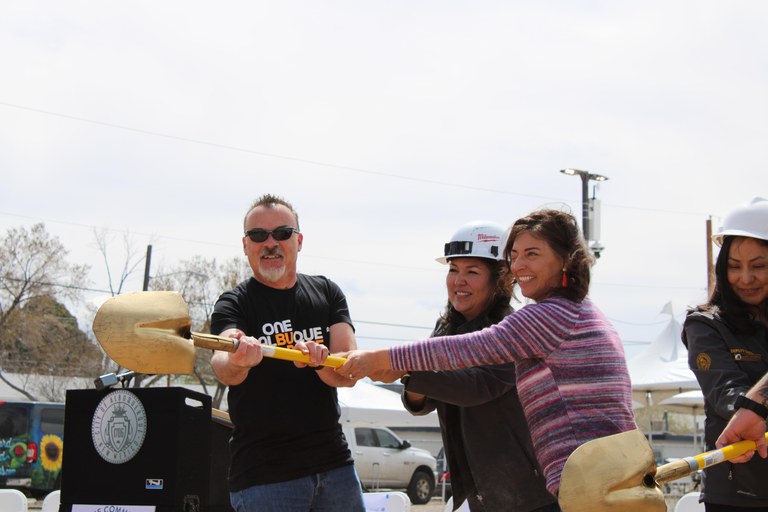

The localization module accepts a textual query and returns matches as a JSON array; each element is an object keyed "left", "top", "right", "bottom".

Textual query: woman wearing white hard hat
[
  {"left": 400, "top": 221, "right": 557, "bottom": 511},
  {"left": 683, "top": 197, "right": 768, "bottom": 511},
  {"left": 337, "top": 209, "right": 636, "bottom": 502}
]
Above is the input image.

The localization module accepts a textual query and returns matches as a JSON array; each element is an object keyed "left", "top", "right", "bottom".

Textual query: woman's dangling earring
[{"left": 561, "top": 267, "right": 568, "bottom": 287}]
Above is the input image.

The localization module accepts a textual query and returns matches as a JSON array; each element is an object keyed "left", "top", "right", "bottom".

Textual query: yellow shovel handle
[
  {"left": 190, "top": 333, "right": 346, "bottom": 368},
  {"left": 689, "top": 433, "right": 768, "bottom": 470},
  {"left": 656, "top": 432, "right": 768, "bottom": 484},
  {"left": 261, "top": 345, "right": 346, "bottom": 368}
]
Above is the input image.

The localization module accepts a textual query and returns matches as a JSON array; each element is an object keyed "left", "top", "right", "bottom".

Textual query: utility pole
[
  {"left": 706, "top": 218, "right": 714, "bottom": 297},
  {"left": 142, "top": 244, "right": 153, "bottom": 291},
  {"left": 560, "top": 168, "right": 609, "bottom": 258}
]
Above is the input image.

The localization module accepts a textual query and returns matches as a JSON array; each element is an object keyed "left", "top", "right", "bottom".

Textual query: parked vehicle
[
  {"left": 343, "top": 425, "right": 437, "bottom": 505},
  {"left": 0, "top": 401, "right": 64, "bottom": 498}
]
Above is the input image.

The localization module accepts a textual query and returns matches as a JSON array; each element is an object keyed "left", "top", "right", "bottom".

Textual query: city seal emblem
[{"left": 91, "top": 389, "right": 148, "bottom": 464}]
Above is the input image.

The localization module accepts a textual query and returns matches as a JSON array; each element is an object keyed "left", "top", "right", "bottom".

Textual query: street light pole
[
  {"left": 560, "top": 168, "right": 609, "bottom": 251},
  {"left": 578, "top": 172, "right": 590, "bottom": 241}
]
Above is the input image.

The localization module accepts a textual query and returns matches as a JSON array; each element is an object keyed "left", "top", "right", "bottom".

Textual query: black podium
[{"left": 60, "top": 387, "right": 233, "bottom": 512}]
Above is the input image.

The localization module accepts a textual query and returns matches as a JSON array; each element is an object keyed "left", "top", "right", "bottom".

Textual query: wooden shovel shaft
[
  {"left": 655, "top": 432, "right": 768, "bottom": 484},
  {"left": 191, "top": 332, "right": 240, "bottom": 351},
  {"left": 190, "top": 333, "right": 346, "bottom": 368}
]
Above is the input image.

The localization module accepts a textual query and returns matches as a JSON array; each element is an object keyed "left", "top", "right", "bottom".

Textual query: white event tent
[
  {"left": 627, "top": 304, "right": 700, "bottom": 443},
  {"left": 337, "top": 380, "right": 439, "bottom": 428},
  {"left": 659, "top": 389, "right": 705, "bottom": 451},
  {"left": 628, "top": 303, "right": 699, "bottom": 403}
]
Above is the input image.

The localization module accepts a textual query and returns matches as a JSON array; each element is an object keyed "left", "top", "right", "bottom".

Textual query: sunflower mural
[{"left": 31, "top": 434, "right": 63, "bottom": 489}]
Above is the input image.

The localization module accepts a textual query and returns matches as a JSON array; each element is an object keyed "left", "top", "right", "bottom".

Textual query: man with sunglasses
[{"left": 211, "top": 194, "right": 365, "bottom": 512}]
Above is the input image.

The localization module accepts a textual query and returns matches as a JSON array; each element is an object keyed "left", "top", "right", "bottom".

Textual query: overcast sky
[{"left": 1, "top": 1, "right": 766, "bottom": 362}]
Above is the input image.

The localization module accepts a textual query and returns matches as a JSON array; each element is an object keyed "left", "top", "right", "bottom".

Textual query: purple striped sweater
[{"left": 390, "top": 296, "right": 636, "bottom": 494}]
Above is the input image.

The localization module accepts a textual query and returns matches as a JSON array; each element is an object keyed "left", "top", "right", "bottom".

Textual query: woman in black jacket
[{"left": 683, "top": 197, "right": 768, "bottom": 511}]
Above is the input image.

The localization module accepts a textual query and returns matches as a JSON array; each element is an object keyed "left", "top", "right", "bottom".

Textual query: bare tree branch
[
  {"left": 0, "top": 370, "right": 36, "bottom": 401},
  {"left": 92, "top": 227, "right": 148, "bottom": 296},
  {"left": 0, "top": 223, "right": 88, "bottom": 331}
]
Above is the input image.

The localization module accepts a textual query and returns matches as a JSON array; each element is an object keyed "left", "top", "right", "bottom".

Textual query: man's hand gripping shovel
[
  {"left": 559, "top": 428, "right": 768, "bottom": 512},
  {"left": 92, "top": 290, "right": 345, "bottom": 374}
]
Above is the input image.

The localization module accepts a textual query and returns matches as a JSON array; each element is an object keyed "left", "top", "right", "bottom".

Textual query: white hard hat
[
  {"left": 713, "top": 196, "right": 768, "bottom": 247},
  {"left": 436, "top": 221, "right": 508, "bottom": 264}
]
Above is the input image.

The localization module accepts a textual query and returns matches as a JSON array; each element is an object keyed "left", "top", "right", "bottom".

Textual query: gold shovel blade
[
  {"left": 93, "top": 290, "right": 347, "bottom": 374},
  {"left": 92, "top": 291, "right": 197, "bottom": 374},
  {"left": 560, "top": 428, "right": 768, "bottom": 511},
  {"left": 559, "top": 429, "right": 665, "bottom": 512}
]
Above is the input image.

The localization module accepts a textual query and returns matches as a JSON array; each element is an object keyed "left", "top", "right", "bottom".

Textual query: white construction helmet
[
  {"left": 436, "top": 221, "right": 508, "bottom": 264},
  {"left": 713, "top": 196, "right": 768, "bottom": 247}
]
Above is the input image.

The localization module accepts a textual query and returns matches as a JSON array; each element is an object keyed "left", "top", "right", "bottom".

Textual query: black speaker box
[
  {"left": 59, "top": 387, "right": 233, "bottom": 512},
  {"left": 208, "top": 412, "right": 234, "bottom": 512}
]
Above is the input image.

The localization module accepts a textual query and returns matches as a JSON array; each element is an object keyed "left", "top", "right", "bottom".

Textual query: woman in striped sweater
[{"left": 337, "top": 209, "right": 637, "bottom": 498}]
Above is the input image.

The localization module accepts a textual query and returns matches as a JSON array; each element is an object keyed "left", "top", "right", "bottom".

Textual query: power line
[
  {"left": 359, "top": 335, "right": 652, "bottom": 346},
  {"left": 354, "top": 320, "right": 432, "bottom": 330},
  {"left": 1, "top": 210, "right": 709, "bottom": 289},
  {"left": 0, "top": 276, "right": 437, "bottom": 331},
  {"left": 1, "top": 276, "right": 692, "bottom": 330},
  {"left": 0, "top": 101, "right": 557, "bottom": 202},
  {"left": 621, "top": 340, "right": 653, "bottom": 346},
  {"left": 356, "top": 335, "right": 428, "bottom": 343},
  {"left": 0, "top": 211, "right": 235, "bottom": 250},
  {"left": 0, "top": 102, "right": 713, "bottom": 217},
  {"left": 0, "top": 276, "right": 114, "bottom": 295},
  {"left": 0, "top": 211, "right": 442, "bottom": 275},
  {"left": 608, "top": 317, "right": 671, "bottom": 326}
]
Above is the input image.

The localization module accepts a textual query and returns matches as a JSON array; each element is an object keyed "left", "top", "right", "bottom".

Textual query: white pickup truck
[{"left": 343, "top": 425, "right": 437, "bottom": 505}]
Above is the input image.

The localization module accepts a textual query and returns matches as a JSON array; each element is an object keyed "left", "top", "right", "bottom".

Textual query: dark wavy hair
[
  {"left": 696, "top": 236, "right": 768, "bottom": 334},
  {"left": 436, "top": 258, "right": 514, "bottom": 334},
  {"left": 504, "top": 209, "right": 594, "bottom": 302}
]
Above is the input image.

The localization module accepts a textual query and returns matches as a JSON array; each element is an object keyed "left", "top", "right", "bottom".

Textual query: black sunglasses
[{"left": 244, "top": 227, "right": 299, "bottom": 243}]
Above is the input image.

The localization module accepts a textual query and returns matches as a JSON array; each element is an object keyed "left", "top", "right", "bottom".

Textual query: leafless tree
[
  {"left": 93, "top": 227, "right": 147, "bottom": 296},
  {"left": 0, "top": 223, "right": 88, "bottom": 331},
  {"left": 3, "top": 296, "right": 104, "bottom": 401},
  {"left": 0, "top": 224, "right": 93, "bottom": 398}
]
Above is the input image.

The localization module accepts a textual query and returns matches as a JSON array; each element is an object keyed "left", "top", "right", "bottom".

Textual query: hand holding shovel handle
[
  {"left": 655, "top": 432, "right": 768, "bottom": 484},
  {"left": 190, "top": 332, "right": 346, "bottom": 368},
  {"left": 92, "top": 291, "right": 345, "bottom": 374},
  {"left": 559, "top": 428, "right": 768, "bottom": 512}
]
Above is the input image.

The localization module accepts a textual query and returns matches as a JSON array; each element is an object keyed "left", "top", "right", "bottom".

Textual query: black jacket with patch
[{"left": 682, "top": 310, "right": 768, "bottom": 507}]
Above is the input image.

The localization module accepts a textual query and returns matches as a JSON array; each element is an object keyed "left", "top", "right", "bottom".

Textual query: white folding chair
[
  {"left": 674, "top": 491, "right": 704, "bottom": 512},
  {"left": 363, "top": 491, "right": 412, "bottom": 512},
  {"left": 0, "top": 488, "right": 28, "bottom": 512},
  {"left": 41, "top": 490, "right": 61, "bottom": 512}
]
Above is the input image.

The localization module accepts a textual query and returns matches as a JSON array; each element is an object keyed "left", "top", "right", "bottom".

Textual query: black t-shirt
[{"left": 211, "top": 274, "right": 355, "bottom": 490}]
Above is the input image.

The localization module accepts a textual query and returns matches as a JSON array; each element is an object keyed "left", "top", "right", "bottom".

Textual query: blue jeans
[{"left": 230, "top": 464, "right": 365, "bottom": 512}]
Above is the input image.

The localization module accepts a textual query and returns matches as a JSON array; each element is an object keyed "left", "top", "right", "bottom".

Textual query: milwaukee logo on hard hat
[{"left": 436, "top": 221, "right": 508, "bottom": 264}]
